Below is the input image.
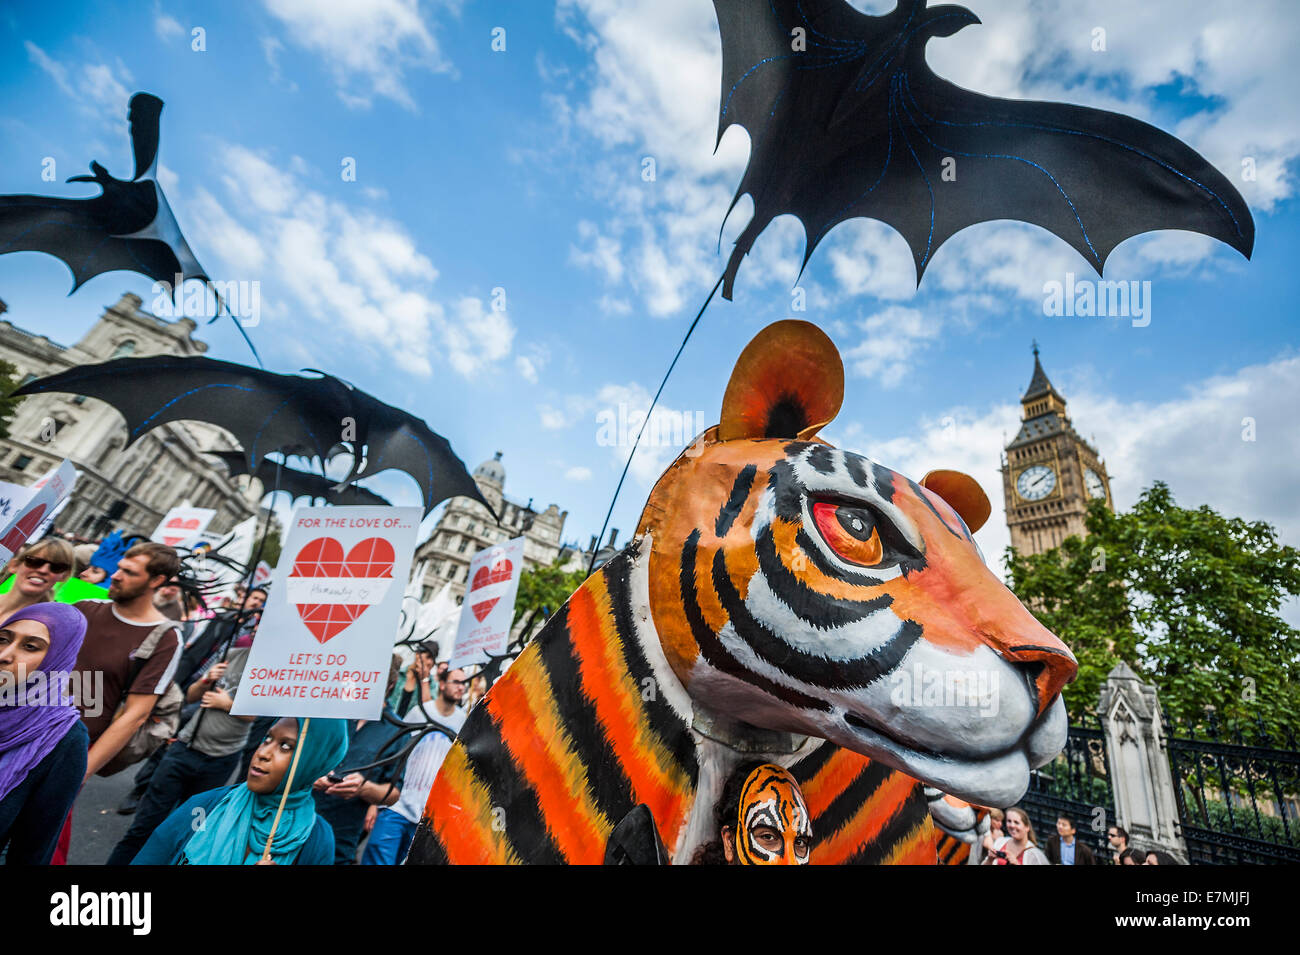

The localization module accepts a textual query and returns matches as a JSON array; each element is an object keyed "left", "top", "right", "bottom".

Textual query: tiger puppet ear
[
  {"left": 718, "top": 320, "right": 844, "bottom": 442},
  {"left": 920, "top": 469, "right": 992, "bottom": 533}
]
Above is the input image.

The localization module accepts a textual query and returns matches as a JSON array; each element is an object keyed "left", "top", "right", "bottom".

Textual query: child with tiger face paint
[
  {"left": 692, "top": 761, "right": 813, "bottom": 864},
  {"left": 729, "top": 763, "right": 813, "bottom": 864}
]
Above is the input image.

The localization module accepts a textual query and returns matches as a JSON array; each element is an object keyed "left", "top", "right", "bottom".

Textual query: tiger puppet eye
[{"left": 812, "top": 501, "right": 884, "bottom": 567}]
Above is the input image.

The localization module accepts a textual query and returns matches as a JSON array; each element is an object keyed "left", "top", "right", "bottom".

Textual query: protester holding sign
[
  {"left": 0, "top": 540, "right": 76, "bottom": 620},
  {"left": 105, "top": 645, "right": 259, "bottom": 865},
  {"left": 131, "top": 716, "right": 348, "bottom": 865},
  {"left": 0, "top": 603, "right": 89, "bottom": 864},
  {"left": 313, "top": 657, "right": 407, "bottom": 864}
]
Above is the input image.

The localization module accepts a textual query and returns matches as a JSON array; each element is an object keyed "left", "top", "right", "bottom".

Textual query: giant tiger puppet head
[
  {"left": 412, "top": 320, "right": 1075, "bottom": 864},
  {"left": 637, "top": 320, "right": 1074, "bottom": 807}
]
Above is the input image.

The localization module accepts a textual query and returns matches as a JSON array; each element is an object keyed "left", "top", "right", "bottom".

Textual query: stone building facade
[
  {"left": 0, "top": 293, "right": 256, "bottom": 540},
  {"left": 1001, "top": 345, "right": 1113, "bottom": 556},
  {"left": 414, "top": 452, "right": 568, "bottom": 602}
]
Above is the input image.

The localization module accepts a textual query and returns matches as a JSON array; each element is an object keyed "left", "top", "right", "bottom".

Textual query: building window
[
  {"left": 458, "top": 537, "right": 470, "bottom": 553},
  {"left": 72, "top": 395, "right": 87, "bottom": 405},
  {"left": 12, "top": 454, "right": 32, "bottom": 471},
  {"left": 110, "top": 340, "right": 137, "bottom": 359}
]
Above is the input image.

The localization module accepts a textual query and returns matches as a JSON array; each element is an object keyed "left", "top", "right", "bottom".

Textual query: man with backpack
[{"left": 72, "top": 542, "right": 184, "bottom": 779}]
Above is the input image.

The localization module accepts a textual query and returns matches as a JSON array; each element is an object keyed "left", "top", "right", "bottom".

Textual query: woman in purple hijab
[{"left": 0, "top": 603, "right": 89, "bottom": 864}]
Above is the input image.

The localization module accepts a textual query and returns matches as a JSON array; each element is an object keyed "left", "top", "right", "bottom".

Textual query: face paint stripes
[{"left": 736, "top": 764, "right": 813, "bottom": 865}]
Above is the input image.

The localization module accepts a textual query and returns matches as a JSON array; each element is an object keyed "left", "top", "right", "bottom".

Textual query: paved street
[{"left": 67, "top": 766, "right": 137, "bottom": 865}]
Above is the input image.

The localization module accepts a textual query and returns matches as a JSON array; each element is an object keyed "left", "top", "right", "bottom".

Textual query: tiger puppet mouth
[{"left": 637, "top": 320, "right": 1076, "bottom": 809}]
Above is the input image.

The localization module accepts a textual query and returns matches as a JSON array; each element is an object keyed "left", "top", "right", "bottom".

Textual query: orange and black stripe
[
  {"left": 410, "top": 551, "right": 698, "bottom": 864},
  {"left": 790, "top": 743, "right": 935, "bottom": 865}
]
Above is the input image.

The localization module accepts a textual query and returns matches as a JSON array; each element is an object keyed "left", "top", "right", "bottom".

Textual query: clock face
[
  {"left": 1084, "top": 468, "right": 1107, "bottom": 499},
  {"left": 1016, "top": 465, "right": 1056, "bottom": 501}
]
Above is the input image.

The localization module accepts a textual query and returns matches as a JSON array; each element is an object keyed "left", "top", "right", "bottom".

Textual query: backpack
[{"left": 97, "top": 621, "right": 185, "bottom": 777}]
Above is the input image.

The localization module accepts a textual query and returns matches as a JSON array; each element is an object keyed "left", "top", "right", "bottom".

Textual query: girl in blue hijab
[{"left": 132, "top": 716, "right": 348, "bottom": 865}]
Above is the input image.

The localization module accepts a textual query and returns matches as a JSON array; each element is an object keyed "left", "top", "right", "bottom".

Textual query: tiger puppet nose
[{"left": 638, "top": 320, "right": 1075, "bottom": 808}]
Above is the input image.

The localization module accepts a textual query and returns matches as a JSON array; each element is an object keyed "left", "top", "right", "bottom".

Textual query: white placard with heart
[
  {"left": 231, "top": 505, "right": 422, "bottom": 720},
  {"left": 150, "top": 505, "right": 216, "bottom": 550},
  {"left": 449, "top": 535, "right": 526, "bottom": 670}
]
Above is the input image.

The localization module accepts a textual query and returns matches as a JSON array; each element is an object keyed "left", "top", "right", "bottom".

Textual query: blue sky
[{"left": 1, "top": 0, "right": 1297, "bottom": 584}]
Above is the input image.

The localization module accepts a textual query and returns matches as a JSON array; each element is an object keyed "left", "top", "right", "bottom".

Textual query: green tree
[
  {"left": 513, "top": 559, "right": 587, "bottom": 631},
  {"left": 1006, "top": 483, "right": 1300, "bottom": 737},
  {"left": 0, "top": 359, "right": 24, "bottom": 439},
  {"left": 258, "top": 526, "right": 282, "bottom": 569}
]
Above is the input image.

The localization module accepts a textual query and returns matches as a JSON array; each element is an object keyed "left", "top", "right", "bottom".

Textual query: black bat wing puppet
[
  {"left": 713, "top": 0, "right": 1255, "bottom": 299},
  {"left": 339, "top": 389, "right": 491, "bottom": 517},
  {"left": 0, "top": 92, "right": 260, "bottom": 362},
  {"left": 14, "top": 356, "right": 489, "bottom": 516},
  {"left": 207, "top": 450, "right": 392, "bottom": 507}
]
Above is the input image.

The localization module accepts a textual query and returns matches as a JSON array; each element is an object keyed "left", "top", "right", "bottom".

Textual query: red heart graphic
[
  {"left": 167, "top": 517, "right": 201, "bottom": 530},
  {"left": 1, "top": 504, "right": 47, "bottom": 556},
  {"left": 163, "top": 536, "right": 185, "bottom": 546},
  {"left": 469, "top": 557, "right": 513, "bottom": 622},
  {"left": 471, "top": 558, "right": 513, "bottom": 590},
  {"left": 290, "top": 536, "right": 395, "bottom": 643}
]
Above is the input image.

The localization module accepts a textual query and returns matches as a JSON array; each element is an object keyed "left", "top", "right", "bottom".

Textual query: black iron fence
[
  {"left": 1165, "top": 714, "right": 1300, "bottom": 864},
  {"left": 1020, "top": 715, "right": 1116, "bottom": 864}
]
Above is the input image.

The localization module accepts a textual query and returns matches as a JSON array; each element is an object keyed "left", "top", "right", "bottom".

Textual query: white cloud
[
  {"left": 261, "top": 36, "right": 299, "bottom": 93},
  {"left": 154, "top": 13, "right": 184, "bottom": 42},
  {"left": 536, "top": 379, "right": 707, "bottom": 485},
  {"left": 441, "top": 296, "right": 514, "bottom": 377},
  {"left": 539, "top": 406, "right": 570, "bottom": 430},
  {"left": 515, "top": 344, "right": 550, "bottom": 385},
  {"left": 565, "top": 466, "right": 593, "bottom": 481},
  {"left": 26, "top": 42, "right": 133, "bottom": 118},
  {"left": 263, "top": 0, "right": 461, "bottom": 109},
  {"left": 516, "top": 355, "right": 539, "bottom": 384},
  {"left": 597, "top": 293, "right": 632, "bottom": 317},
  {"left": 188, "top": 143, "right": 510, "bottom": 378},
  {"left": 842, "top": 305, "right": 942, "bottom": 388}
]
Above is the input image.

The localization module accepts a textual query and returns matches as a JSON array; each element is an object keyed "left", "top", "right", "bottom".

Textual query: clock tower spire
[{"left": 1002, "top": 346, "right": 1112, "bottom": 556}]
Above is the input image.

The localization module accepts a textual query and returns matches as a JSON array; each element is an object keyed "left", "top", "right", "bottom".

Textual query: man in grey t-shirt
[{"left": 104, "top": 647, "right": 257, "bottom": 865}]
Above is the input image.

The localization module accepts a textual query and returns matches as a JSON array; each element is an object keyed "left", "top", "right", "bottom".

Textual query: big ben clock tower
[{"left": 1002, "top": 344, "right": 1113, "bottom": 556}]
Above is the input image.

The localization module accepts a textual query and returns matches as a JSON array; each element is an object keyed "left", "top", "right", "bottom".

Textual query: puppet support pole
[
  {"left": 261, "top": 716, "right": 310, "bottom": 862},
  {"left": 191, "top": 458, "right": 283, "bottom": 740},
  {"left": 588, "top": 273, "right": 724, "bottom": 575}
]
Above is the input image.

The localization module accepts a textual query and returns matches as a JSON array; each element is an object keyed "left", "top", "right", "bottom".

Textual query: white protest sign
[
  {"left": 152, "top": 506, "right": 216, "bottom": 549},
  {"left": 449, "top": 536, "right": 525, "bottom": 669},
  {"left": 0, "top": 481, "right": 33, "bottom": 528},
  {"left": 251, "top": 560, "right": 272, "bottom": 588},
  {"left": 232, "top": 506, "right": 421, "bottom": 719},
  {"left": 0, "top": 459, "right": 76, "bottom": 563}
]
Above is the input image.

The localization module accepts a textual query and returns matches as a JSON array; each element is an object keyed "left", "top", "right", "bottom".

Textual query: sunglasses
[
  {"left": 21, "top": 555, "right": 71, "bottom": 575},
  {"left": 444, "top": 678, "right": 471, "bottom": 686}
]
